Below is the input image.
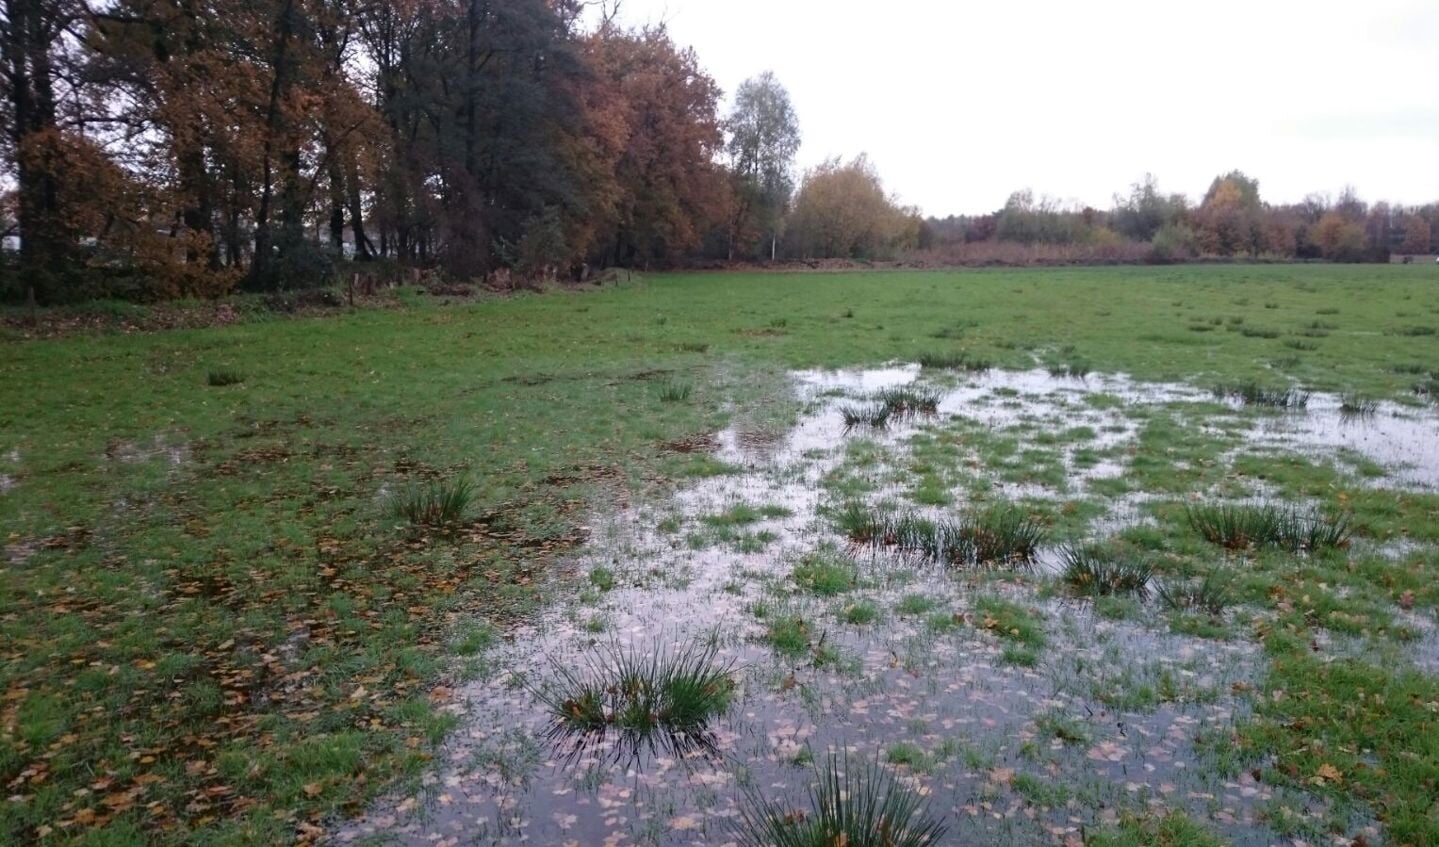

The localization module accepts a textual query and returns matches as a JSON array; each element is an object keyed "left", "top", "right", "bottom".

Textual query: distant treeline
[
  {"left": 0, "top": 0, "right": 1429, "bottom": 305},
  {"left": 919, "top": 173, "right": 1433, "bottom": 266}
]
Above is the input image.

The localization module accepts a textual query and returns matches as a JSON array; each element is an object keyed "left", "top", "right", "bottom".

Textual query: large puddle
[{"left": 338, "top": 367, "right": 1438, "bottom": 846}]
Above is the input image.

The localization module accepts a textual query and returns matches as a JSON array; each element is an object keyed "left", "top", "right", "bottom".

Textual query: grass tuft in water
[
  {"left": 207, "top": 369, "right": 245, "bottom": 387},
  {"left": 735, "top": 751, "right": 948, "bottom": 847},
  {"left": 536, "top": 637, "right": 735, "bottom": 734},
  {"left": 389, "top": 476, "right": 474, "bottom": 526},
  {"left": 839, "top": 402, "right": 893, "bottom": 430},
  {"left": 1156, "top": 572, "right": 1233, "bottom": 618},
  {"left": 917, "top": 351, "right": 992, "bottom": 372},
  {"left": 1060, "top": 544, "right": 1153, "bottom": 596},
  {"left": 1338, "top": 392, "right": 1377, "bottom": 417},
  {"left": 1211, "top": 382, "right": 1310, "bottom": 409},
  {"left": 1185, "top": 503, "right": 1350, "bottom": 552},
  {"left": 1047, "top": 361, "right": 1092, "bottom": 379},
  {"left": 870, "top": 385, "right": 942, "bottom": 417},
  {"left": 836, "top": 504, "right": 1043, "bottom": 568}
]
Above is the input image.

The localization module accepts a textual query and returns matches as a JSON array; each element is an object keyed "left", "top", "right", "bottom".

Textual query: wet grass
[
  {"left": 702, "top": 502, "right": 792, "bottom": 527},
  {"left": 762, "top": 611, "right": 814, "bottom": 657},
  {"left": 536, "top": 637, "right": 735, "bottom": 734},
  {"left": 1156, "top": 572, "right": 1233, "bottom": 617},
  {"left": 973, "top": 595, "right": 1046, "bottom": 666},
  {"left": 389, "top": 476, "right": 474, "bottom": 526},
  {"left": 791, "top": 551, "right": 858, "bottom": 596},
  {"left": 1185, "top": 503, "right": 1351, "bottom": 552},
  {"left": 1087, "top": 811, "right": 1224, "bottom": 846},
  {"left": 1233, "top": 652, "right": 1439, "bottom": 845},
  {"left": 835, "top": 504, "right": 1045, "bottom": 568},
  {"left": 735, "top": 751, "right": 948, "bottom": 847},
  {"left": 840, "top": 600, "right": 880, "bottom": 625},
  {"left": 1060, "top": 543, "right": 1154, "bottom": 596},
  {"left": 1338, "top": 392, "right": 1378, "bottom": 416},
  {"left": 916, "top": 351, "right": 992, "bottom": 372},
  {"left": 869, "top": 385, "right": 941, "bottom": 416},
  {"left": 839, "top": 402, "right": 893, "bottom": 430},
  {"left": 1211, "top": 381, "right": 1310, "bottom": 409}
]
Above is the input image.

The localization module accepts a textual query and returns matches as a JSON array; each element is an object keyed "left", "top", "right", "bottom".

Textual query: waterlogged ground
[{"left": 339, "top": 365, "right": 1439, "bottom": 846}]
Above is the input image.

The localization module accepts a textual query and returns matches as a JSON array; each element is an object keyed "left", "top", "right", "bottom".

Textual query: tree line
[
  {"left": 2, "top": 0, "right": 1432, "bottom": 306},
  {"left": 0, "top": 0, "right": 823, "bottom": 302},
  {"left": 923, "top": 173, "right": 1435, "bottom": 265}
]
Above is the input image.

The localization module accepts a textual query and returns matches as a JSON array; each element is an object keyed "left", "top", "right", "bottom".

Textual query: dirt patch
[{"left": 659, "top": 433, "right": 720, "bottom": 454}]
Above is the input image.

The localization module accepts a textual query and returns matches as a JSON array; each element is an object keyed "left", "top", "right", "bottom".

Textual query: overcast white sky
[{"left": 599, "top": 0, "right": 1439, "bottom": 216}]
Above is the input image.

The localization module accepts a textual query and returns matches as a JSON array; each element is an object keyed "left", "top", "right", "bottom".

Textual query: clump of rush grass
[
  {"left": 1156, "top": 572, "right": 1232, "bottom": 617},
  {"left": 1060, "top": 544, "right": 1153, "bottom": 596},
  {"left": 965, "top": 505, "right": 1046, "bottom": 565},
  {"left": 1339, "top": 392, "right": 1378, "bottom": 417},
  {"left": 735, "top": 751, "right": 948, "bottom": 847},
  {"left": 536, "top": 637, "right": 735, "bottom": 734},
  {"left": 917, "top": 351, "right": 991, "bottom": 372},
  {"left": 1211, "top": 381, "right": 1310, "bottom": 409},
  {"left": 1185, "top": 503, "right": 1350, "bottom": 553},
  {"left": 1047, "top": 361, "right": 1091, "bottom": 379},
  {"left": 835, "top": 504, "right": 1044, "bottom": 568},
  {"left": 839, "top": 402, "right": 893, "bottom": 430},
  {"left": 870, "top": 385, "right": 942, "bottom": 417},
  {"left": 1414, "top": 377, "right": 1439, "bottom": 401},
  {"left": 658, "top": 379, "right": 693, "bottom": 403},
  {"left": 206, "top": 368, "right": 245, "bottom": 387},
  {"left": 389, "top": 476, "right": 474, "bottom": 526},
  {"left": 833, "top": 502, "right": 885, "bottom": 544}
]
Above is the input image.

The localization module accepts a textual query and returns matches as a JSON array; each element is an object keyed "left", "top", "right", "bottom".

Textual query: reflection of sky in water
[{"left": 338, "top": 367, "right": 1428, "bottom": 846}]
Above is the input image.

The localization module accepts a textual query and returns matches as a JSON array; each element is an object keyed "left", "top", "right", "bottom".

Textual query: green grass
[
  {"left": 205, "top": 368, "right": 244, "bottom": 387},
  {"left": 657, "top": 377, "right": 694, "bottom": 402},
  {"left": 5, "top": 264, "right": 1439, "bottom": 842},
  {"left": 840, "top": 600, "right": 880, "bottom": 625},
  {"left": 736, "top": 751, "right": 948, "bottom": 847},
  {"left": 972, "top": 595, "right": 1046, "bottom": 666},
  {"left": 791, "top": 551, "right": 858, "bottom": 596},
  {"left": 1086, "top": 811, "right": 1225, "bottom": 846},
  {"left": 763, "top": 612, "right": 814, "bottom": 657},
  {"left": 703, "top": 502, "right": 792, "bottom": 527},
  {"left": 1232, "top": 653, "right": 1439, "bottom": 845},
  {"left": 896, "top": 594, "right": 941, "bottom": 616}
]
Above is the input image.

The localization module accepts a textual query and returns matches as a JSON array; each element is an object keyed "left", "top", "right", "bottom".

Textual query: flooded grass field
[
  {"left": 342, "top": 364, "right": 1439, "bottom": 846},
  {"left": 3, "top": 266, "right": 1438, "bottom": 845}
]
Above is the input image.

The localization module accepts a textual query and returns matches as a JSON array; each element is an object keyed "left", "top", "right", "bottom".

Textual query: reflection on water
[{"left": 338, "top": 366, "right": 1430, "bottom": 846}]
